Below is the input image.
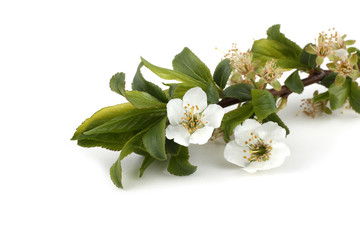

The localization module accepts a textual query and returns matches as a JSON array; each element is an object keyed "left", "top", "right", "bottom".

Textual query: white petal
[
  {"left": 224, "top": 141, "right": 250, "bottom": 167},
  {"left": 165, "top": 125, "right": 190, "bottom": 147},
  {"left": 167, "top": 98, "right": 185, "bottom": 125},
  {"left": 255, "top": 121, "right": 286, "bottom": 142},
  {"left": 201, "top": 104, "right": 225, "bottom": 128},
  {"left": 234, "top": 119, "right": 261, "bottom": 146},
  {"left": 334, "top": 49, "right": 348, "bottom": 60},
  {"left": 189, "top": 127, "right": 214, "bottom": 145},
  {"left": 242, "top": 142, "right": 290, "bottom": 173},
  {"left": 271, "top": 142, "right": 291, "bottom": 160},
  {"left": 182, "top": 87, "right": 207, "bottom": 113}
]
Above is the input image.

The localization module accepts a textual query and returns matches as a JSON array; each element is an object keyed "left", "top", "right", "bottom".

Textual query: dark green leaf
[
  {"left": 329, "top": 78, "right": 351, "bottom": 110},
  {"left": 120, "top": 126, "right": 152, "bottom": 160},
  {"left": 165, "top": 139, "right": 182, "bottom": 156},
  {"left": 251, "top": 89, "right": 277, "bottom": 121},
  {"left": 84, "top": 108, "right": 166, "bottom": 135},
  {"left": 71, "top": 103, "right": 135, "bottom": 140},
  {"left": 222, "top": 83, "right": 254, "bottom": 101},
  {"left": 220, "top": 103, "right": 254, "bottom": 141},
  {"left": 205, "top": 82, "right": 220, "bottom": 104},
  {"left": 172, "top": 47, "right": 212, "bottom": 85},
  {"left": 213, "top": 59, "right": 231, "bottom": 89},
  {"left": 142, "top": 117, "right": 167, "bottom": 160},
  {"left": 139, "top": 154, "right": 156, "bottom": 178},
  {"left": 349, "top": 81, "right": 360, "bottom": 113},
  {"left": 109, "top": 72, "right": 126, "bottom": 96},
  {"left": 167, "top": 147, "right": 197, "bottom": 176},
  {"left": 110, "top": 156, "right": 123, "bottom": 188},
  {"left": 284, "top": 70, "right": 304, "bottom": 94},
  {"left": 262, "top": 113, "right": 290, "bottom": 135},
  {"left": 125, "top": 91, "right": 166, "bottom": 108},
  {"left": 141, "top": 57, "right": 207, "bottom": 88},
  {"left": 320, "top": 72, "right": 337, "bottom": 88},
  {"left": 132, "top": 63, "right": 168, "bottom": 103},
  {"left": 299, "top": 44, "right": 317, "bottom": 69}
]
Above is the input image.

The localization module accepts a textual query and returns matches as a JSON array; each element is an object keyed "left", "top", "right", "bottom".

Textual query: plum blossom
[
  {"left": 224, "top": 119, "right": 290, "bottom": 173},
  {"left": 165, "top": 87, "right": 224, "bottom": 147}
]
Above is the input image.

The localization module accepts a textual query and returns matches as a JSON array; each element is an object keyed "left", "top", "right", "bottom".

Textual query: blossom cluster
[{"left": 166, "top": 87, "right": 291, "bottom": 173}]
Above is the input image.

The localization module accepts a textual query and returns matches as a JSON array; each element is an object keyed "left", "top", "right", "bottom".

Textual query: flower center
[
  {"left": 243, "top": 133, "right": 272, "bottom": 162},
  {"left": 336, "top": 60, "right": 353, "bottom": 76},
  {"left": 181, "top": 104, "right": 206, "bottom": 134}
]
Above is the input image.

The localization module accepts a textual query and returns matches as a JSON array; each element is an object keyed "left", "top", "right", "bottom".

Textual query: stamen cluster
[
  {"left": 181, "top": 104, "right": 206, "bottom": 134},
  {"left": 243, "top": 133, "right": 272, "bottom": 162}
]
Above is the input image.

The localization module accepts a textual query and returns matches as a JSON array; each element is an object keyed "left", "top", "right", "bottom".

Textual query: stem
[{"left": 218, "top": 69, "right": 332, "bottom": 108}]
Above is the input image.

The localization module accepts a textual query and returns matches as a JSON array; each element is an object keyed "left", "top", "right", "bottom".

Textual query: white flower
[
  {"left": 224, "top": 119, "right": 290, "bottom": 173},
  {"left": 165, "top": 87, "right": 224, "bottom": 147}
]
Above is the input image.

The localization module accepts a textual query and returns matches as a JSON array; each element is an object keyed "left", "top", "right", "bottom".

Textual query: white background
[{"left": 1, "top": 0, "right": 360, "bottom": 239}]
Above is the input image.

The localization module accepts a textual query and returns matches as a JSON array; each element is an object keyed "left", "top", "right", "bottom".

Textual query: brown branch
[{"left": 218, "top": 69, "right": 332, "bottom": 108}]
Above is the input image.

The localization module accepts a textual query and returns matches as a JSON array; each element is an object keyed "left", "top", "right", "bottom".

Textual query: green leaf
[
  {"left": 252, "top": 25, "right": 308, "bottom": 70},
  {"left": 266, "top": 24, "right": 302, "bottom": 56},
  {"left": 335, "top": 74, "right": 346, "bottom": 86},
  {"left": 168, "top": 84, "right": 193, "bottom": 99},
  {"left": 347, "top": 47, "right": 360, "bottom": 60},
  {"left": 300, "top": 45, "right": 317, "bottom": 69},
  {"left": 329, "top": 78, "right": 350, "bottom": 110},
  {"left": 167, "top": 147, "right": 197, "bottom": 176},
  {"left": 222, "top": 83, "right": 254, "bottom": 101},
  {"left": 349, "top": 81, "right": 360, "bottom": 113},
  {"left": 313, "top": 91, "right": 329, "bottom": 103},
  {"left": 172, "top": 47, "right": 212, "bottom": 85},
  {"left": 125, "top": 90, "right": 166, "bottom": 108},
  {"left": 251, "top": 89, "right": 277, "bottom": 121},
  {"left": 270, "top": 80, "right": 282, "bottom": 91},
  {"left": 320, "top": 72, "right": 337, "bottom": 88},
  {"left": 165, "top": 139, "right": 181, "bottom": 156},
  {"left": 142, "top": 117, "right": 167, "bottom": 160},
  {"left": 71, "top": 103, "right": 135, "bottom": 140},
  {"left": 132, "top": 63, "right": 168, "bottom": 103},
  {"left": 213, "top": 59, "right": 231, "bottom": 89},
  {"left": 316, "top": 56, "right": 324, "bottom": 66},
  {"left": 284, "top": 70, "right": 304, "bottom": 94},
  {"left": 120, "top": 126, "right": 152, "bottom": 160},
  {"left": 262, "top": 113, "right": 290, "bottom": 135},
  {"left": 110, "top": 156, "right": 123, "bottom": 188},
  {"left": 205, "top": 82, "right": 220, "bottom": 104},
  {"left": 139, "top": 154, "right": 156, "bottom": 178},
  {"left": 220, "top": 103, "right": 254, "bottom": 141},
  {"left": 77, "top": 132, "right": 136, "bottom": 151},
  {"left": 141, "top": 57, "right": 207, "bottom": 88},
  {"left": 84, "top": 107, "right": 166, "bottom": 135},
  {"left": 109, "top": 72, "right": 126, "bottom": 96}
]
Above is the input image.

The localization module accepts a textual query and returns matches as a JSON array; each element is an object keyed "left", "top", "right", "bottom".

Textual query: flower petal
[
  {"left": 334, "top": 49, "right": 348, "bottom": 60},
  {"left": 255, "top": 121, "right": 286, "bottom": 142},
  {"left": 166, "top": 125, "right": 190, "bottom": 147},
  {"left": 167, "top": 98, "right": 185, "bottom": 125},
  {"left": 182, "top": 87, "right": 207, "bottom": 113},
  {"left": 270, "top": 142, "right": 291, "bottom": 161},
  {"left": 224, "top": 141, "right": 250, "bottom": 167},
  {"left": 201, "top": 104, "right": 225, "bottom": 128},
  {"left": 189, "top": 126, "right": 214, "bottom": 145},
  {"left": 234, "top": 119, "right": 261, "bottom": 146}
]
